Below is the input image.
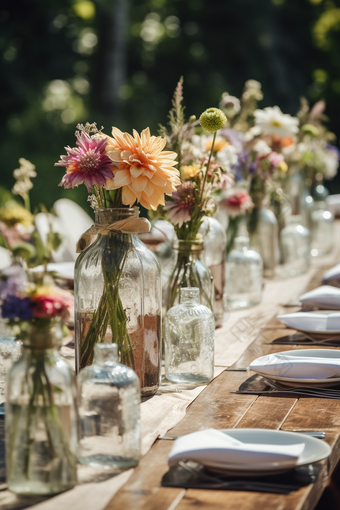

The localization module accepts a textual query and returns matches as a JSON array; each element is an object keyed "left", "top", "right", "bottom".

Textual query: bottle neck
[
  {"left": 94, "top": 343, "right": 118, "bottom": 365},
  {"left": 172, "top": 240, "right": 204, "bottom": 259},
  {"left": 21, "top": 320, "right": 63, "bottom": 349},
  {"left": 95, "top": 207, "right": 139, "bottom": 224},
  {"left": 180, "top": 287, "right": 200, "bottom": 305}
]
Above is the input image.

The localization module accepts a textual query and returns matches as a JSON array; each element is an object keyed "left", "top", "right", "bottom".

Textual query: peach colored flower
[{"left": 105, "top": 127, "right": 180, "bottom": 210}]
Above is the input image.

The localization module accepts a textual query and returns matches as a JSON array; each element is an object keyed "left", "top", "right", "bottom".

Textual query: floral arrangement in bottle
[
  {"left": 56, "top": 122, "right": 179, "bottom": 385},
  {"left": 156, "top": 80, "right": 234, "bottom": 309},
  {"left": 1, "top": 266, "right": 77, "bottom": 495}
]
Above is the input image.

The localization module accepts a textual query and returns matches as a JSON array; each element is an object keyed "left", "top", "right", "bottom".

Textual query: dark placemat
[
  {"left": 161, "top": 460, "right": 321, "bottom": 494},
  {"left": 269, "top": 332, "right": 340, "bottom": 347}
]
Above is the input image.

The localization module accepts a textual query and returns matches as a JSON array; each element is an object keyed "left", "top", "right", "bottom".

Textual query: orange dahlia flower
[{"left": 105, "top": 127, "right": 180, "bottom": 210}]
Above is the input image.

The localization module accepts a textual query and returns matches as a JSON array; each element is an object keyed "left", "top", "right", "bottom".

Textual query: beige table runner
[{"left": 2, "top": 223, "right": 340, "bottom": 510}]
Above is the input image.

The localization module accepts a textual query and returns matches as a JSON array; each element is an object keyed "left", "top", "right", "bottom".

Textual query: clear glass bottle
[
  {"left": 199, "top": 217, "right": 227, "bottom": 327},
  {"left": 224, "top": 237, "right": 263, "bottom": 309},
  {"left": 78, "top": 343, "right": 141, "bottom": 470},
  {"left": 248, "top": 206, "right": 278, "bottom": 278},
  {"left": 165, "top": 288, "right": 215, "bottom": 384},
  {"left": 280, "top": 216, "right": 310, "bottom": 275},
  {"left": 167, "top": 240, "right": 213, "bottom": 312},
  {"left": 75, "top": 208, "right": 162, "bottom": 397},
  {"left": 311, "top": 201, "right": 334, "bottom": 257},
  {"left": 5, "top": 321, "right": 78, "bottom": 495}
]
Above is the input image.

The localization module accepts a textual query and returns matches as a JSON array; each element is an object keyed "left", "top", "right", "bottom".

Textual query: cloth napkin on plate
[
  {"left": 323, "top": 263, "right": 340, "bottom": 288},
  {"left": 277, "top": 312, "right": 340, "bottom": 332},
  {"left": 168, "top": 429, "right": 305, "bottom": 467},
  {"left": 250, "top": 352, "right": 340, "bottom": 379},
  {"left": 299, "top": 286, "right": 340, "bottom": 310}
]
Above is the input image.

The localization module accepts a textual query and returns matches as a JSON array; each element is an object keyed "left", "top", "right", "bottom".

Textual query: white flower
[
  {"left": 253, "top": 140, "right": 271, "bottom": 157},
  {"left": 12, "top": 179, "right": 33, "bottom": 196},
  {"left": 216, "top": 144, "right": 238, "bottom": 170},
  {"left": 13, "top": 158, "right": 37, "bottom": 180},
  {"left": 219, "top": 93, "right": 241, "bottom": 117},
  {"left": 254, "top": 106, "right": 299, "bottom": 137},
  {"left": 322, "top": 148, "right": 339, "bottom": 180},
  {"left": 244, "top": 125, "right": 262, "bottom": 142}
]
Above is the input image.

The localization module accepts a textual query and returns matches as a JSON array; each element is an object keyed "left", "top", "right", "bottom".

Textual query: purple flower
[
  {"left": 55, "top": 132, "right": 116, "bottom": 192},
  {"left": 2, "top": 296, "right": 33, "bottom": 321},
  {"left": 0, "top": 264, "right": 27, "bottom": 300}
]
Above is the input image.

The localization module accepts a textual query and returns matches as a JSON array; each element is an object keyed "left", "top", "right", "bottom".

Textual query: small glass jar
[
  {"left": 78, "top": 343, "right": 141, "bottom": 470},
  {"left": 248, "top": 206, "right": 278, "bottom": 278},
  {"left": 5, "top": 321, "right": 78, "bottom": 495},
  {"left": 167, "top": 240, "right": 213, "bottom": 312},
  {"left": 199, "top": 217, "right": 227, "bottom": 327},
  {"left": 164, "top": 287, "right": 215, "bottom": 384},
  {"left": 224, "top": 237, "right": 263, "bottom": 309},
  {"left": 280, "top": 216, "right": 310, "bottom": 275},
  {"left": 311, "top": 201, "right": 334, "bottom": 257}
]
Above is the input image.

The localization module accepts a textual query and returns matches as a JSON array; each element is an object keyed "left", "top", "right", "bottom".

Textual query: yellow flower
[
  {"left": 205, "top": 138, "right": 229, "bottom": 152},
  {"left": 279, "top": 161, "right": 288, "bottom": 172},
  {"left": 105, "top": 127, "right": 180, "bottom": 210},
  {"left": 0, "top": 202, "right": 34, "bottom": 227},
  {"left": 181, "top": 164, "right": 201, "bottom": 178}
]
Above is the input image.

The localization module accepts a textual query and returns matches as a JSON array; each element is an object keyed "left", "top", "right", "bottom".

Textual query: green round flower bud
[
  {"left": 200, "top": 107, "right": 227, "bottom": 133},
  {"left": 301, "top": 124, "right": 319, "bottom": 137},
  {"left": 189, "top": 115, "right": 197, "bottom": 124},
  {"left": 12, "top": 242, "right": 36, "bottom": 260}
]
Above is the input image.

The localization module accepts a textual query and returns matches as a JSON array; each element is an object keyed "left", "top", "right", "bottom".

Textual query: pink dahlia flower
[
  {"left": 220, "top": 189, "right": 253, "bottom": 218},
  {"left": 31, "top": 287, "right": 74, "bottom": 320},
  {"left": 164, "top": 182, "right": 196, "bottom": 227},
  {"left": 55, "top": 132, "right": 115, "bottom": 192}
]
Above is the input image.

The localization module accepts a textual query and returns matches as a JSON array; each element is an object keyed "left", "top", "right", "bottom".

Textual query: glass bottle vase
[
  {"left": 5, "top": 321, "right": 78, "bottom": 495},
  {"left": 280, "top": 215, "right": 310, "bottom": 275},
  {"left": 311, "top": 201, "right": 334, "bottom": 257},
  {"left": 75, "top": 208, "right": 162, "bottom": 397},
  {"left": 166, "top": 240, "right": 213, "bottom": 312},
  {"left": 78, "top": 343, "right": 141, "bottom": 470},
  {"left": 164, "top": 287, "right": 215, "bottom": 384},
  {"left": 248, "top": 205, "right": 278, "bottom": 278},
  {"left": 224, "top": 236, "right": 263, "bottom": 309},
  {"left": 200, "top": 217, "right": 227, "bottom": 327}
]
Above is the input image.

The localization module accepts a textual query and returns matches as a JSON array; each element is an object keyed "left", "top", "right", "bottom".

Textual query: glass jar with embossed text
[{"left": 164, "top": 287, "right": 215, "bottom": 384}]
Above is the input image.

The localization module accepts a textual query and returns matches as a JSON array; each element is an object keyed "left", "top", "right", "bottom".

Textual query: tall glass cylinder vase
[
  {"left": 200, "top": 217, "right": 226, "bottom": 327},
  {"left": 5, "top": 321, "right": 78, "bottom": 495},
  {"left": 167, "top": 240, "right": 213, "bottom": 313},
  {"left": 248, "top": 205, "right": 278, "bottom": 278},
  {"left": 75, "top": 208, "right": 162, "bottom": 397}
]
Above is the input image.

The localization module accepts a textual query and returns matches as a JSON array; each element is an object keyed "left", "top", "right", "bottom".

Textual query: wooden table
[{"left": 105, "top": 269, "right": 340, "bottom": 510}]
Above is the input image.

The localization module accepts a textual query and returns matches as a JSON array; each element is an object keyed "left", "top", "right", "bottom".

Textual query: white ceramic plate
[
  {"left": 204, "top": 429, "right": 331, "bottom": 476},
  {"left": 250, "top": 349, "right": 340, "bottom": 387},
  {"left": 278, "top": 311, "right": 340, "bottom": 336}
]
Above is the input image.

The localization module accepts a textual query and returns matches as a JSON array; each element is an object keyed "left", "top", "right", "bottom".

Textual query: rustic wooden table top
[{"left": 104, "top": 268, "right": 340, "bottom": 510}]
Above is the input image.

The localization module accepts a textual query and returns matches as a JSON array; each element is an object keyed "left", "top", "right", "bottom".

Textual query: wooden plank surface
[{"left": 104, "top": 279, "right": 340, "bottom": 510}]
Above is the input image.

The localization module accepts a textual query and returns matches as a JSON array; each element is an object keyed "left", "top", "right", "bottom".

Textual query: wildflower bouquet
[
  {"left": 0, "top": 158, "right": 63, "bottom": 267},
  {"left": 158, "top": 81, "right": 234, "bottom": 308},
  {"left": 56, "top": 123, "right": 179, "bottom": 375}
]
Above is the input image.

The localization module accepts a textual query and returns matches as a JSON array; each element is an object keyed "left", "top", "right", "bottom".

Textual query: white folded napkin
[
  {"left": 299, "top": 286, "right": 340, "bottom": 310},
  {"left": 168, "top": 429, "right": 305, "bottom": 467},
  {"left": 250, "top": 352, "right": 340, "bottom": 379},
  {"left": 31, "top": 262, "right": 75, "bottom": 280},
  {"left": 323, "top": 263, "right": 340, "bottom": 287},
  {"left": 277, "top": 312, "right": 340, "bottom": 332}
]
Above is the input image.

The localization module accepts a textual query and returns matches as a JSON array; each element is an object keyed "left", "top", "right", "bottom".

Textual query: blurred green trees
[{"left": 1, "top": 0, "right": 340, "bottom": 212}]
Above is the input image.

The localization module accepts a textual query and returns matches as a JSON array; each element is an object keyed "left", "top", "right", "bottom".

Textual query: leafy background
[{"left": 1, "top": 0, "right": 340, "bottom": 215}]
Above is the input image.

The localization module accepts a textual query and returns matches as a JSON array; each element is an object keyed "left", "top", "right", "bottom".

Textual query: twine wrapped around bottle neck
[{"left": 76, "top": 216, "right": 151, "bottom": 253}]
